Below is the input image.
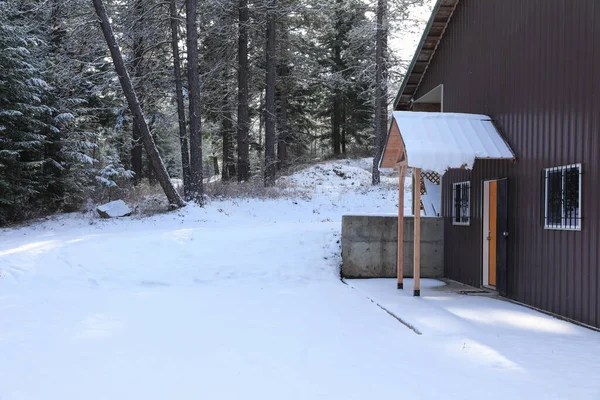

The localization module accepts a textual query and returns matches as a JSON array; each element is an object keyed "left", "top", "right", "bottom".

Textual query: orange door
[{"left": 488, "top": 181, "right": 497, "bottom": 287}]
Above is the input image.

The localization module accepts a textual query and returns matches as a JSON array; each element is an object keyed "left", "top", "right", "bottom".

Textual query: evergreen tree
[
  {"left": 0, "top": 0, "right": 51, "bottom": 223},
  {"left": 0, "top": 0, "right": 428, "bottom": 223}
]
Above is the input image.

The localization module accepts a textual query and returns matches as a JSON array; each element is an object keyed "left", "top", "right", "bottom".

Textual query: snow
[
  {"left": 96, "top": 199, "right": 132, "bottom": 218},
  {"left": 1, "top": 158, "right": 599, "bottom": 399},
  {"left": 348, "top": 279, "right": 600, "bottom": 398},
  {"left": 392, "top": 111, "right": 515, "bottom": 174}
]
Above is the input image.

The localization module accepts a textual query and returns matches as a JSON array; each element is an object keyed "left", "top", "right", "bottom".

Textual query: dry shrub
[
  {"left": 95, "top": 176, "right": 310, "bottom": 216},
  {"left": 122, "top": 181, "right": 180, "bottom": 216}
]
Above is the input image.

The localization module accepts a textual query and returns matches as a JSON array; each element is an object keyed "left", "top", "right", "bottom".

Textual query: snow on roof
[{"left": 392, "top": 111, "right": 515, "bottom": 174}]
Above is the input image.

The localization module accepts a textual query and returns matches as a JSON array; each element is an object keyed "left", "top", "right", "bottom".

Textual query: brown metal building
[{"left": 390, "top": 0, "right": 600, "bottom": 328}]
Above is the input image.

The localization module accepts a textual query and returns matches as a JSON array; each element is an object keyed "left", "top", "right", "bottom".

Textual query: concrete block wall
[{"left": 341, "top": 215, "right": 444, "bottom": 279}]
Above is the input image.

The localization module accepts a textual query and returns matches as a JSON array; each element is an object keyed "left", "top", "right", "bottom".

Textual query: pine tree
[
  {"left": 91, "top": 0, "right": 185, "bottom": 208},
  {"left": 237, "top": 0, "right": 251, "bottom": 181},
  {"left": 198, "top": 0, "right": 237, "bottom": 181},
  {"left": 0, "top": 0, "right": 427, "bottom": 223},
  {"left": 169, "top": 0, "right": 192, "bottom": 199},
  {"left": 314, "top": 0, "right": 375, "bottom": 157},
  {"left": 264, "top": 0, "right": 278, "bottom": 186},
  {"left": 186, "top": 0, "right": 205, "bottom": 203},
  {"left": 372, "top": 0, "right": 388, "bottom": 185},
  {"left": 0, "top": 1, "right": 51, "bottom": 223}
]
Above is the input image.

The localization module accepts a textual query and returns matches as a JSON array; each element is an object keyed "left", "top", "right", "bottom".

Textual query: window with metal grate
[
  {"left": 452, "top": 181, "right": 471, "bottom": 226},
  {"left": 544, "top": 164, "right": 582, "bottom": 230}
]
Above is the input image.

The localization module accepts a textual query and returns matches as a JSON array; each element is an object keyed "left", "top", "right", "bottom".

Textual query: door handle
[{"left": 503, "top": 231, "right": 509, "bottom": 237}]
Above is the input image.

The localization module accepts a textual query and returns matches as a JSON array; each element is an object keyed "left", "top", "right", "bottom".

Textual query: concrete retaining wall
[{"left": 341, "top": 215, "right": 444, "bottom": 279}]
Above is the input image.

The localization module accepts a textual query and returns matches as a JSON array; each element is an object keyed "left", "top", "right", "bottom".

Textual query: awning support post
[
  {"left": 413, "top": 167, "right": 421, "bottom": 297},
  {"left": 397, "top": 165, "right": 407, "bottom": 289}
]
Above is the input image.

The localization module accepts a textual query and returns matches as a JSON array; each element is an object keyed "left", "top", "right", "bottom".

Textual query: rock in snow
[{"left": 96, "top": 200, "right": 132, "bottom": 218}]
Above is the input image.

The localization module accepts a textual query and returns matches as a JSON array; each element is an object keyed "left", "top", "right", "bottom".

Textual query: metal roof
[{"left": 391, "top": 111, "right": 515, "bottom": 173}]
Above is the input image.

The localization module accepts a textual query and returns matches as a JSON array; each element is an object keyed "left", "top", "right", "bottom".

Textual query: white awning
[{"left": 391, "top": 111, "right": 515, "bottom": 174}]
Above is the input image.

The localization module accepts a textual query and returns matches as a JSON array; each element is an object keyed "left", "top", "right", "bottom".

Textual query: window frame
[
  {"left": 452, "top": 181, "right": 471, "bottom": 226},
  {"left": 544, "top": 163, "right": 582, "bottom": 231}
]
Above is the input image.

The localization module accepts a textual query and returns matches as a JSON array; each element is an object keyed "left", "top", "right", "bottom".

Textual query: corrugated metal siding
[{"left": 416, "top": 0, "right": 600, "bottom": 327}]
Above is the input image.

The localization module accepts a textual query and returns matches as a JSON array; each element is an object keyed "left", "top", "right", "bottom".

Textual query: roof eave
[
  {"left": 393, "top": 0, "right": 460, "bottom": 110},
  {"left": 392, "top": 1, "right": 443, "bottom": 110}
]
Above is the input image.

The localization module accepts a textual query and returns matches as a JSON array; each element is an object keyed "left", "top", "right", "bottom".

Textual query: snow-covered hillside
[
  {"left": 0, "top": 159, "right": 402, "bottom": 288},
  {"left": 0, "top": 159, "right": 599, "bottom": 400},
  {"left": 1, "top": 158, "right": 405, "bottom": 239}
]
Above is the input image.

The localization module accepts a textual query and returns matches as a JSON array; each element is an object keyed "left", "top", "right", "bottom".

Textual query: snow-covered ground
[{"left": 1, "top": 158, "right": 599, "bottom": 399}]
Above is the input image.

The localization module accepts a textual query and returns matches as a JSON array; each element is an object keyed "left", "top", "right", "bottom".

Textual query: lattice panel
[{"left": 423, "top": 171, "right": 441, "bottom": 185}]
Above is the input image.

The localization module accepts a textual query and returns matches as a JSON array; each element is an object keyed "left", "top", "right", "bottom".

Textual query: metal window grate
[
  {"left": 452, "top": 181, "right": 470, "bottom": 226},
  {"left": 544, "top": 164, "right": 582, "bottom": 230}
]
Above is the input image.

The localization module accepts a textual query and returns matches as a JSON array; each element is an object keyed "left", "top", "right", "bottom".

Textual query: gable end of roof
[{"left": 393, "top": 0, "right": 460, "bottom": 110}]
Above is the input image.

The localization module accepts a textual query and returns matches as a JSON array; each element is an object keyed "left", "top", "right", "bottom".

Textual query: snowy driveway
[{"left": 1, "top": 213, "right": 600, "bottom": 399}]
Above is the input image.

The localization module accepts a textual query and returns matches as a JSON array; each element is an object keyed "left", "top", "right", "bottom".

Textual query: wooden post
[
  {"left": 397, "top": 164, "right": 406, "bottom": 289},
  {"left": 413, "top": 168, "right": 421, "bottom": 296}
]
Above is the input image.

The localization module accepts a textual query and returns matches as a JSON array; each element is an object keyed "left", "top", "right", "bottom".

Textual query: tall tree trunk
[
  {"left": 276, "top": 23, "right": 289, "bottom": 170},
  {"left": 220, "top": 66, "right": 236, "bottom": 181},
  {"left": 341, "top": 102, "right": 347, "bottom": 156},
  {"left": 237, "top": 0, "right": 251, "bottom": 182},
  {"left": 332, "top": 94, "right": 342, "bottom": 156},
  {"left": 131, "top": 0, "right": 145, "bottom": 184},
  {"left": 186, "top": 0, "right": 204, "bottom": 204},
  {"left": 332, "top": 0, "right": 343, "bottom": 157},
  {"left": 372, "top": 0, "right": 388, "bottom": 185},
  {"left": 92, "top": 0, "right": 184, "bottom": 208},
  {"left": 222, "top": 112, "right": 236, "bottom": 180},
  {"left": 221, "top": 131, "right": 228, "bottom": 181},
  {"left": 276, "top": 41, "right": 289, "bottom": 170},
  {"left": 147, "top": 113, "right": 158, "bottom": 185},
  {"left": 257, "top": 90, "right": 265, "bottom": 161},
  {"left": 212, "top": 154, "right": 220, "bottom": 176},
  {"left": 264, "top": 0, "right": 277, "bottom": 186},
  {"left": 169, "top": 0, "right": 191, "bottom": 199}
]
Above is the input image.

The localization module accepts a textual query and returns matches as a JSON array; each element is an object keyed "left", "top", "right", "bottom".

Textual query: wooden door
[{"left": 488, "top": 181, "right": 498, "bottom": 286}]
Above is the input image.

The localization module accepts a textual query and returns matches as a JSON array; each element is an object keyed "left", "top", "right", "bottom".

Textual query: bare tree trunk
[
  {"left": 258, "top": 90, "right": 265, "bottom": 161},
  {"left": 237, "top": 0, "right": 251, "bottom": 182},
  {"left": 276, "top": 22, "right": 289, "bottom": 170},
  {"left": 212, "top": 154, "right": 220, "bottom": 176},
  {"left": 147, "top": 113, "right": 158, "bottom": 185},
  {"left": 169, "top": 0, "right": 191, "bottom": 199},
  {"left": 264, "top": 0, "right": 277, "bottom": 186},
  {"left": 276, "top": 87, "right": 288, "bottom": 170},
  {"left": 131, "top": 0, "right": 145, "bottom": 184},
  {"left": 332, "top": 94, "right": 342, "bottom": 156},
  {"left": 222, "top": 112, "right": 236, "bottom": 180},
  {"left": 332, "top": 0, "right": 343, "bottom": 157},
  {"left": 186, "top": 0, "right": 204, "bottom": 204},
  {"left": 341, "top": 103, "right": 347, "bottom": 156},
  {"left": 276, "top": 44, "right": 289, "bottom": 170},
  {"left": 372, "top": 0, "right": 388, "bottom": 185},
  {"left": 92, "top": 0, "right": 184, "bottom": 208}
]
